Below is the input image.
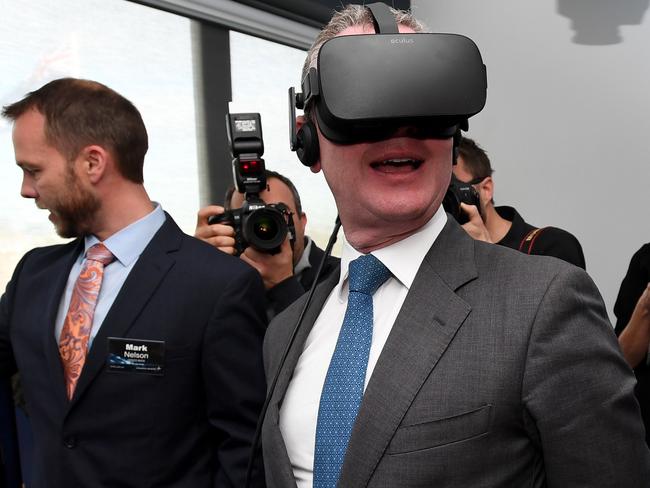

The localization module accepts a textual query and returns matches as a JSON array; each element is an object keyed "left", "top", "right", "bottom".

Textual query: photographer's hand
[
  {"left": 195, "top": 205, "right": 237, "bottom": 255},
  {"left": 460, "top": 203, "right": 493, "bottom": 243},
  {"left": 240, "top": 239, "right": 295, "bottom": 290}
]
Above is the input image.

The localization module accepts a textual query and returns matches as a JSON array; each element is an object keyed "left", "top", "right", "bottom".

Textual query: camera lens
[
  {"left": 242, "top": 207, "right": 288, "bottom": 252},
  {"left": 253, "top": 215, "right": 279, "bottom": 240}
]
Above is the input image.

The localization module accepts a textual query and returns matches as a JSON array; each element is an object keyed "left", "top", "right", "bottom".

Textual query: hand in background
[
  {"left": 239, "top": 238, "right": 294, "bottom": 290},
  {"left": 460, "top": 203, "right": 493, "bottom": 243},
  {"left": 195, "top": 205, "right": 237, "bottom": 255}
]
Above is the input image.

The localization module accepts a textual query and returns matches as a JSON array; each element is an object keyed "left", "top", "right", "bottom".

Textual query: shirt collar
[
  {"left": 294, "top": 236, "right": 313, "bottom": 276},
  {"left": 336, "top": 206, "right": 447, "bottom": 301},
  {"left": 83, "top": 203, "right": 166, "bottom": 266}
]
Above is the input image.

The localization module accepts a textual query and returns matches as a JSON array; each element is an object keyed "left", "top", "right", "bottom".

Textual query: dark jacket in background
[
  {"left": 495, "top": 206, "right": 586, "bottom": 269},
  {"left": 266, "top": 239, "right": 340, "bottom": 318}
]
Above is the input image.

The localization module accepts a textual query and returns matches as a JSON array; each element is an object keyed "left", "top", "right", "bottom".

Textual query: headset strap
[
  {"left": 518, "top": 227, "right": 547, "bottom": 254},
  {"left": 366, "top": 2, "right": 399, "bottom": 34}
]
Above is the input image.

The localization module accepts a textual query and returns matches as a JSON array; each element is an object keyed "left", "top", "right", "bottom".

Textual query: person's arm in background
[
  {"left": 618, "top": 283, "right": 650, "bottom": 368},
  {"left": 615, "top": 244, "right": 650, "bottom": 335}
]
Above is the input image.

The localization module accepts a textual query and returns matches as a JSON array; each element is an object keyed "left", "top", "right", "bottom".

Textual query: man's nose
[{"left": 20, "top": 177, "right": 37, "bottom": 199}]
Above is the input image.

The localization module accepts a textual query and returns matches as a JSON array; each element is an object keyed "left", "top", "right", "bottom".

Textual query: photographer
[
  {"left": 195, "top": 169, "right": 339, "bottom": 317},
  {"left": 453, "top": 136, "right": 586, "bottom": 268}
]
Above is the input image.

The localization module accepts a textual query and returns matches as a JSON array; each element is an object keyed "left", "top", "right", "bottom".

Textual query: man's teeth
[{"left": 373, "top": 159, "right": 423, "bottom": 167}]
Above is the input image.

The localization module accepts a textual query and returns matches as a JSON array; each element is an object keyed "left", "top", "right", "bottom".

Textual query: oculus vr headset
[{"left": 289, "top": 2, "right": 488, "bottom": 166}]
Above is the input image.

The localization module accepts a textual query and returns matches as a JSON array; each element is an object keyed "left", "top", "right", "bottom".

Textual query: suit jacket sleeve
[
  {"left": 0, "top": 251, "right": 32, "bottom": 378},
  {"left": 203, "top": 265, "right": 267, "bottom": 488},
  {"left": 523, "top": 265, "right": 650, "bottom": 486},
  {"left": 0, "top": 282, "right": 17, "bottom": 379}
]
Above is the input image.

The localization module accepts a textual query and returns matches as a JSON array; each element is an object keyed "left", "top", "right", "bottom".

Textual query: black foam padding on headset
[
  {"left": 296, "top": 120, "right": 320, "bottom": 167},
  {"left": 452, "top": 127, "right": 463, "bottom": 165}
]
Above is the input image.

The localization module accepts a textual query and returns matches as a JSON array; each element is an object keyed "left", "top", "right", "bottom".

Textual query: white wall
[{"left": 413, "top": 0, "right": 650, "bottom": 322}]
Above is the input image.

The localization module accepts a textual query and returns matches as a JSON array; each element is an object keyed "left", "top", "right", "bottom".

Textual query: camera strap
[
  {"left": 518, "top": 227, "right": 548, "bottom": 255},
  {"left": 274, "top": 202, "right": 297, "bottom": 252}
]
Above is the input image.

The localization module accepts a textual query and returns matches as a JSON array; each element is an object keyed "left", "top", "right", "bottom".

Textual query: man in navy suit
[{"left": 0, "top": 78, "right": 267, "bottom": 487}]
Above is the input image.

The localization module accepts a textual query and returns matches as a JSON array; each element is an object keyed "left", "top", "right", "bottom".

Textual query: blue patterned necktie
[{"left": 313, "top": 254, "right": 391, "bottom": 488}]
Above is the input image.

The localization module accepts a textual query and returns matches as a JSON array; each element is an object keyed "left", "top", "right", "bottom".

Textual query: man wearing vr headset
[
  {"left": 454, "top": 137, "right": 586, "bottom": 269},
  {"left": 261, "top": 4, "right": 650, "bottom": 488},
  {"left": 195, "top": 170, "right": 339, "bottom": 317}
]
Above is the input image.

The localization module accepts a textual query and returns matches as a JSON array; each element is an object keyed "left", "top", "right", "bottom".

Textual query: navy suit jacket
[{"left": 0, "top": 215, "right": 267, "bottom": 488}]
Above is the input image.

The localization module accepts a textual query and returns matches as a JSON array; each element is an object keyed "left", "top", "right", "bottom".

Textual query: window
[
  {"left": 0, "top": 0, "right": 200, "bottom": 287},
  {"left": 229, "top": 30, "right": 339, "bottom": 249}
]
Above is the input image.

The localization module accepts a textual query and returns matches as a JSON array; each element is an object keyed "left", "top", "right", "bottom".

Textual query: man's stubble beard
[{"left": 51, "top": 169, "right": 101, "bottom": 239}]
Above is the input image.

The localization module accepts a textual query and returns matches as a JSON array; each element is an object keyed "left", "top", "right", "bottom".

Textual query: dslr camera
[
  {"left": 442, "top": 174, "right": 482, "bottom": 225},
  {"left": 209, "top": 113, "right": 294, "bottom": 256}
]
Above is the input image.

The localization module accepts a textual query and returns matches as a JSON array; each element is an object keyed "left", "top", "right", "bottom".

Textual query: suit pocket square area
[{"left": 386, "top": 404, "right": 492, "bottom": 455}]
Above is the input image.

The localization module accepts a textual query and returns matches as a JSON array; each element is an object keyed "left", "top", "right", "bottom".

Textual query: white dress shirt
[
  {"left": 279, "top": 207, "right": 448, "bottom": 488},
  {"left": 54, "top": 203, "right": 166, "bottom": 348}
]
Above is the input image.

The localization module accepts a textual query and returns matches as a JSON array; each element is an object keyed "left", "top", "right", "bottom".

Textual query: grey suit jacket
[{"left": 262, "top": 219, "right": 650, "bottom": 487}]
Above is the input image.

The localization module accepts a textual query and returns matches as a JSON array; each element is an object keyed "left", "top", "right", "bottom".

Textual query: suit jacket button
[{"left": 64, "top": 436, "right": 77, "bottom": 448}]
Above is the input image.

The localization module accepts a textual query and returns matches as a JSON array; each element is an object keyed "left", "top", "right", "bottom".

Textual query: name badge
[{"left": 107, "top": 337, "right": 165, "bottom": 375}]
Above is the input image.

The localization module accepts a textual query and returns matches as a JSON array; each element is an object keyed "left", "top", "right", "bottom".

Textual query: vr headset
[{"left": 289, "top": 2, "right": 487, "bottom": 166}]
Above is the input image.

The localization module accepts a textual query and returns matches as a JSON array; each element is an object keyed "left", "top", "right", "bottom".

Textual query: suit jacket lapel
[
  {"left": 41, "top": 239, "right": 85, "bottom": 405},
  {"left": 339, "top": 221, "right": 478, "bottom": 487},
  {"left": 269, "top": 268, "right": 340, "bottom": 409},
  {"left": 262, "top": 269, "right": 340, "bottom": 488},
  {"left": 298, "top": 243, "right": 323, "bottom": 289},
  {"left": 68, "top": 216, "right": 181, "bottom": 407}
]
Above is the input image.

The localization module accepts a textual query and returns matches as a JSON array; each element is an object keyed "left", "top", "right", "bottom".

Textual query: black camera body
[
  {"left": 208, "top": 113, "right": 293, "bottom": 255},
  {"left": 442, "top": 175, "right": 482, "bottom": 225}
]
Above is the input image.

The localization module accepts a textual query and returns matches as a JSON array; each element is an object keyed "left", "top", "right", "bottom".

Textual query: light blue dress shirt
[{"left": 54, "top": 204, "right": 166, "bottom": 348}]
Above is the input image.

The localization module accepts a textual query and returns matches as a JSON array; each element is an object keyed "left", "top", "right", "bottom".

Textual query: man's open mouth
[{"left": 370, "top": 158, "right": 424, "bottom": 171}]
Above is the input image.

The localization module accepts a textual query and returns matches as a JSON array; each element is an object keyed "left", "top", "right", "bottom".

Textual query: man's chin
[
  {"left": 54, "top": 226, "right": 77, "bottom": 239},
  {"left": 52, "top": 217, "right": 81, "bottom": 239}
]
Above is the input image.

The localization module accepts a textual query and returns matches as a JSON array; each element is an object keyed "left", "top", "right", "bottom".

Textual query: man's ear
[
  {"left": 479, "top": 176, "right": 494, "bottom": 204},
  {"left": 298, "top": 211, "right": 308, "bottom": 230},
  {"left": 78, "top": 145, "right": 109, "bottom": 184}
]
